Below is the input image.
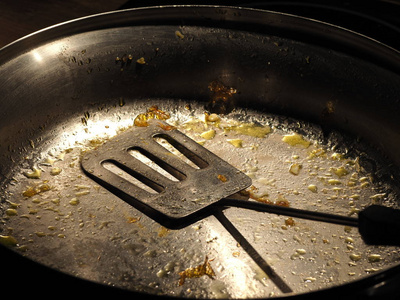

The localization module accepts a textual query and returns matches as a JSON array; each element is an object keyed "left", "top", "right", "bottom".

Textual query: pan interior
[{"left": 1, "top": 98, "right": 400, "bottom": 299}]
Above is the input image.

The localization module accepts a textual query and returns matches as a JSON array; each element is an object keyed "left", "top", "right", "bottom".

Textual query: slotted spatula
[{"left": 81, "top": 119, "right": 400, "bottom": 246}]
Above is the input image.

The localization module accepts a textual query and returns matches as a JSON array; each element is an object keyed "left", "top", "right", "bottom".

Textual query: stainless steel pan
[{"left": 1, "top": 6, "right": 400, "bottom": 299}]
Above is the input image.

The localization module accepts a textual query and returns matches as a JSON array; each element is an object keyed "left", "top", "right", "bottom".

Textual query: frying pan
[{"left": 1, "top": 5, "right": 400, "bottom": 299}]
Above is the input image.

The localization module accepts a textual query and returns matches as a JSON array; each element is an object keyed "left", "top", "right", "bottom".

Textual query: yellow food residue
[
  {"left": 204, "top": 112, "right": 220, "bottom": 123},
  {"left": 134, "top": 105, "right": 171, "bottom": 127},
  {"left": 285, "top": 217, "right": 295, "bottom": 226},
  {"left": 240, "top": 187, "right": 272, "bottom": 204},
  {"left": 275, "top": 194, "right": 290, "bottom": 207},
  {"left": 331, "top": 166, "right": 349, "bottom": 177},
  {"left": 328, "top": 179, "right": 342, "bottom": 185},
  {"left": 217, "top": 174, "right": 228, "bottom": 182},
  {"left": 227, "top": 139, "right": 243, "bottom": 148},
  {"left": 289, "top": 163, "right": 302, "bottom": 175},
  {"left": 127, "top": 216, "right": 141, "bottom": 224},
  {"left": 50, "top": 167, "right": 62, "bottom": 176},
  {"left": 308, "top": 148, "right": 326, "bottom": 159},
  {"left": 308, "top": 184, "right": 318, "bottom": 193},
  {"left": 331, "top": 152, "right": 345, "bottom": 160},
  {"left": 23, "top": 167, "right": 42, "bottom": 179},
  {"left": 69, "top": 198, "right": 80, "bottom": 206},
  {"left": 22, "top": 182, "right": 51, "bottom": 198},
  {"left": 0, "top": 235, "right": 18, "bottom": 246},
  {"left": 136, "top": 57, "right": 146, "bottom": 65},
  {"left": 224, "top": 123, "right": 271, "bottom": 138},
  {"left": 178, "top": 256, "right": 216, "bottom": 286},
  {"left": 157, "top": 122, "right": 176, "bottom": 131},
  {"left": 175, "top": 30, "right": 185, "bottom": 39},
  {"left": 282, "top": 133, "right": 311, "bottom": 148},
  {"left": 200, "top": 129, "right": 216, "bottom": 140},
  {"left": 158, "top": 226, "right": 170, "bottom": 237},
  {"left": 5, "top": 209, "right": 18, "bottom": 216}
]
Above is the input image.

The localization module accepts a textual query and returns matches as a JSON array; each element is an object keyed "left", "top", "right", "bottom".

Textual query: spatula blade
[{"left": 81, "top": 120, "right": 252, "bottom": 221}]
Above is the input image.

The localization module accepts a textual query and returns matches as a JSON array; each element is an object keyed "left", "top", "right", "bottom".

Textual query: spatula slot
[
  {"left": 102, "top": 160, "right": 164, "bottom": 194},
  {"left": 128, "top": 147, "right": 186, "bottom": 182},
  {"left": 154, "top": 134, "right": 209, "bottom": 170}
]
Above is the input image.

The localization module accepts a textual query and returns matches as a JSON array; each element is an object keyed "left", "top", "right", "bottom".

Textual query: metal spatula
[{"left": 81, "top": 120, "right": 400, "bottom": 246}]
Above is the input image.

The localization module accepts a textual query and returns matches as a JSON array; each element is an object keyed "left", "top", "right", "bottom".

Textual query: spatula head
[{"left": 81, "top": 120, "right": 251, "bottom": 224}]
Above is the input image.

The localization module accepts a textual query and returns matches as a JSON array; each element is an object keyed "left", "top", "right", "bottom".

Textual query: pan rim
[{"left": 1, "top": 5, "right": 400, "bottom": 73}]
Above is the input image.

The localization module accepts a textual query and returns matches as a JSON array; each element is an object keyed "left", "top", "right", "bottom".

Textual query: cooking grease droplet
[
  {"left": 24, "top": 167, "right": 41, "bottom": 179},
  {"left": 282, "top": 133, "right": 310, "bottom": 148},
  {"left": 50, "top": 167, "right": 62, "bottom": 176},
  {"left": 289, "top": 163, "right": 302, "bottom": 175},
  {"left": 308, "top": 184, "right": 317, "bottom": 193},
  {"left": 69, "top": 198, "right": 80, "bottom": 206},
  {"left": 0, "top": 235, "right": 18, "bottom": 246},
  {"left": 368, "top": 254, "right": 382, "bottom": 262},
  {"left": 350, "top": 253, "right": 362, "bottom": 261},
  {"left": 5, "top": 209, "right": 18, "bottom": 216},
  {"left": 175, "top": 30, "right": 185, "bottom": 39}
]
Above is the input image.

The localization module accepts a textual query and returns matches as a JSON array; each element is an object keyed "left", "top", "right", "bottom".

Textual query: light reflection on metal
[{"left": 32, "top": 51, "right": 43, "bottom": 62}]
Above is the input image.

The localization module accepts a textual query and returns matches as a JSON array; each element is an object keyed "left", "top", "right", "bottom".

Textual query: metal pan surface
[{"left": 1, "top": 5, "right": 400, "bottom": 299}]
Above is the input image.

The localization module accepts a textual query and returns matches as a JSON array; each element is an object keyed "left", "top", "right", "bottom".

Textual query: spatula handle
[
  {"left": 223, "top": 199, "right": 400, "bottom": 246},
  {"left": 358, "top": 205, "right": 400, "bottom": 246},
  {"left": 221, "top": 198, "right": 359, "bottom": 227}
]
